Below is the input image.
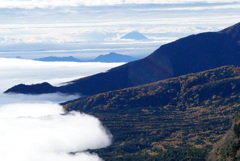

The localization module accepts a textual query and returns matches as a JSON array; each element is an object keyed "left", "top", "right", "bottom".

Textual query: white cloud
[
  {"left": 0, "top": 103, "right": 63, "bottom": 118},
  {"left": 0, "top": 103, "right": 111, "bottom": 161}
]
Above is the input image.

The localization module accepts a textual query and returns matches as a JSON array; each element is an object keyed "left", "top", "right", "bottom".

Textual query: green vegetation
[{"left": 64, "top": 65, "right": 240, "bottom": 160}]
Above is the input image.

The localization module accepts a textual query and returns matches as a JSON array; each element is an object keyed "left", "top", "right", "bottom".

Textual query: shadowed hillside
[
  {"left": 5, "top": 22, "right": 240, "bottom": 95},
  {"left": 63, "top": 65, "right": 240, "bottom": 160}
]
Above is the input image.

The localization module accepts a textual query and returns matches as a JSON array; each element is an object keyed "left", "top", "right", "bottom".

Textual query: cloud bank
[
  {"left": 0, "top": 58, "right": 123, "bottom": 92},
  {"left": 0, "top": 103, "right": 111, "bottom": 161}
]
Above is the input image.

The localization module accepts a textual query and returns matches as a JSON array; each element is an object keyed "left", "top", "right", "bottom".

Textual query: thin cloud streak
[{"left": 0, "top": 0, "right": 239, "bottom": 9}]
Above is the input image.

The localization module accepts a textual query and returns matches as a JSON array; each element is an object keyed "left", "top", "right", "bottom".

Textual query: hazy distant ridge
[{"left": 35, "top": 52, "right": 137, "bottom": 63}]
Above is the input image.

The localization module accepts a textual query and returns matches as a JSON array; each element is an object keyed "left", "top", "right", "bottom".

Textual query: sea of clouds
[
  {"left": 0, "top": 58, "right": 124, "bottom": 92},
  {"left": 0, "top": 58, "right": 123, "bottom": 161}
]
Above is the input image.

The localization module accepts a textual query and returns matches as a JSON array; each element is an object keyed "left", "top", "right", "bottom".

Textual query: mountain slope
[
  {"left": 63, "top": 65, "right": 240, "bottom": 160},
  {"left": 219, "top": 22, "right": 240, "bottom": 42},
  {"left": 5, "top": 22, "right": 240, "bottom": 95}
]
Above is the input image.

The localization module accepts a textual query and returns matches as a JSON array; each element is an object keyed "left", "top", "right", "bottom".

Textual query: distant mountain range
[
  {"left": 62, "top": 65, "right": 240, "bottom": 160},
  {"left": 121, "top": 31, "right": 148, "bottom": 40},
  {"left": 35, "top": 52, "right": 137, "bottom": 63},
  {"left": 6, "top": 22, "right": 240, "bottom": 95}
]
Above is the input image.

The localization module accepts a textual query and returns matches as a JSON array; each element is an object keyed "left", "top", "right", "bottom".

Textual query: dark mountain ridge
[
  {"left": 6, "top": 82, "right": 57, "bottom": 94},
  {"left": 219, "top": 22, "right": 240, "bottom": 42},
  {"left": 5, "top": 22, "right": 240, "bottom": 95}
]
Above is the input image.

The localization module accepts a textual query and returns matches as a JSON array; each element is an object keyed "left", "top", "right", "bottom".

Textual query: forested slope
[{"left": 63, "top": 65, "right": 240, "bottom": 160}]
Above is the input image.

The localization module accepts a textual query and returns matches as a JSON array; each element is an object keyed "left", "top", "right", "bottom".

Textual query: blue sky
[{"left": 0, "top": 0, "right": 239, "bottom": 59}]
